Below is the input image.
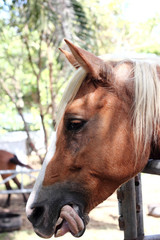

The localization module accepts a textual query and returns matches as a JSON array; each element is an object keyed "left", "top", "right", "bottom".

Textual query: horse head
[{"left": 26, "top": 40, "right": 160, "bottom": 238}]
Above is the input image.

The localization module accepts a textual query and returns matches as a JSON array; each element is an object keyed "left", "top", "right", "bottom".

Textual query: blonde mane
[
  {"left": 56, "top": 54, "right": 160, "bottom": 153},
  {"left": 133, "top": 60, "right": 160, "bottom": 148}
]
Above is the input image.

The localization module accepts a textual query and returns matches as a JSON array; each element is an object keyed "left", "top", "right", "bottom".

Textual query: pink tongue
[{"left": 55, "top": 205, "right": 84, "bottom": 238}]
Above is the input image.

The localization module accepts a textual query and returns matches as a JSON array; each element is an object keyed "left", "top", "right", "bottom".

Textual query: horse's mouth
[
  {"left": 54, "top": 204, "right": 88, "bottom": 238},
  {"left": 33, "top": 204, "right": 89, "bottom": 238}
]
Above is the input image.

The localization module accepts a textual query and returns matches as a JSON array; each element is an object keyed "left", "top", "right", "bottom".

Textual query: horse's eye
[{"left": 66, "top": 119, "right": 86, "bottom": 132}]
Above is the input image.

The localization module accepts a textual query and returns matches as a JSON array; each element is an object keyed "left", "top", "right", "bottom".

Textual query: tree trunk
[
  {"left": 24, "top": 33, "right": 48, "bottom": 150},
  {"left": 47, "top": 45, "right": 56, "bottom": 127}
]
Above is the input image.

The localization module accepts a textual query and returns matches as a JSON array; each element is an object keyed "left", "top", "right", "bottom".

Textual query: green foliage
[
  {"left": 134, "top": 16, "right": 160, "bottom": 55},
  {"left": 0, "top": 0, "right": 95, "bottom": 139}
]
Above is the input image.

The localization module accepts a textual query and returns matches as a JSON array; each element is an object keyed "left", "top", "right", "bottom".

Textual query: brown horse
[
  {"left": 0, "top": 150, "right": 31, "bottom": 207},
  {"left": 26, "top": 40, "right": 160, "bottom": 238}
]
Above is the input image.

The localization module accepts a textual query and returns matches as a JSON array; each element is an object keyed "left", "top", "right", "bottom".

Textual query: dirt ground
[{"left": 0, "top": 173, "right": 159, "bottom": 240}]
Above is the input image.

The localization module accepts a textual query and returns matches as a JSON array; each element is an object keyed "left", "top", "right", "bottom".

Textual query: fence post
[
  {"left": 117, "top": 177, "right": 137, "bottom": 240},
  {"left": 135, "top": 174, "right": 144, "bottom": 239}
]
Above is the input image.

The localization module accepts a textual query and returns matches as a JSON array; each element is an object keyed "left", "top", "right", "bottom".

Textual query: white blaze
[{"left": 26, "top": 132, "right": 57, "bottom": 214}]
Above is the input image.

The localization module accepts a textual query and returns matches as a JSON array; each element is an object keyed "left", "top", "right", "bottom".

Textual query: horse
[
  {"left": 26, "top": 39, "right": 160, "bottom": 238},
  {"left": 0, "top": 150, "right": 32, "bottom": 207}
]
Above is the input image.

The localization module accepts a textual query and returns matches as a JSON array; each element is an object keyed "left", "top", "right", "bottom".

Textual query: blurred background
[{"left": 0, "top": 0, "right": 159, "bottom": 239}]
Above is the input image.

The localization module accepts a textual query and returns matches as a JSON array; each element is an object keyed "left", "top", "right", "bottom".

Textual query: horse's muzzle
[{"left": 26, "top": 182, "right": 89, "bottom": 238}]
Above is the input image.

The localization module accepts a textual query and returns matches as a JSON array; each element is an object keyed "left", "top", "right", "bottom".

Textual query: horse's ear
[
  {"left": 64, "top": 39, "right": 108, "bottom": 80},
  {"left": 59, "top": 48, "right": 80, "bottom": 69}
]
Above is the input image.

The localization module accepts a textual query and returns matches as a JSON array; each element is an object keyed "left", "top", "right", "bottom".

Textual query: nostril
[
  {"left": 33, "top": 206, "right": 45, "bottom": 219},
  {"left": 27, "top": 206, "right": 45, "bottom": 225}
]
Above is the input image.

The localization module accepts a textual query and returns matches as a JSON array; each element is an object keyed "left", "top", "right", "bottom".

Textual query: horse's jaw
[{"left": 26, "top": 182, "right": 89, "bottom": 238}]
